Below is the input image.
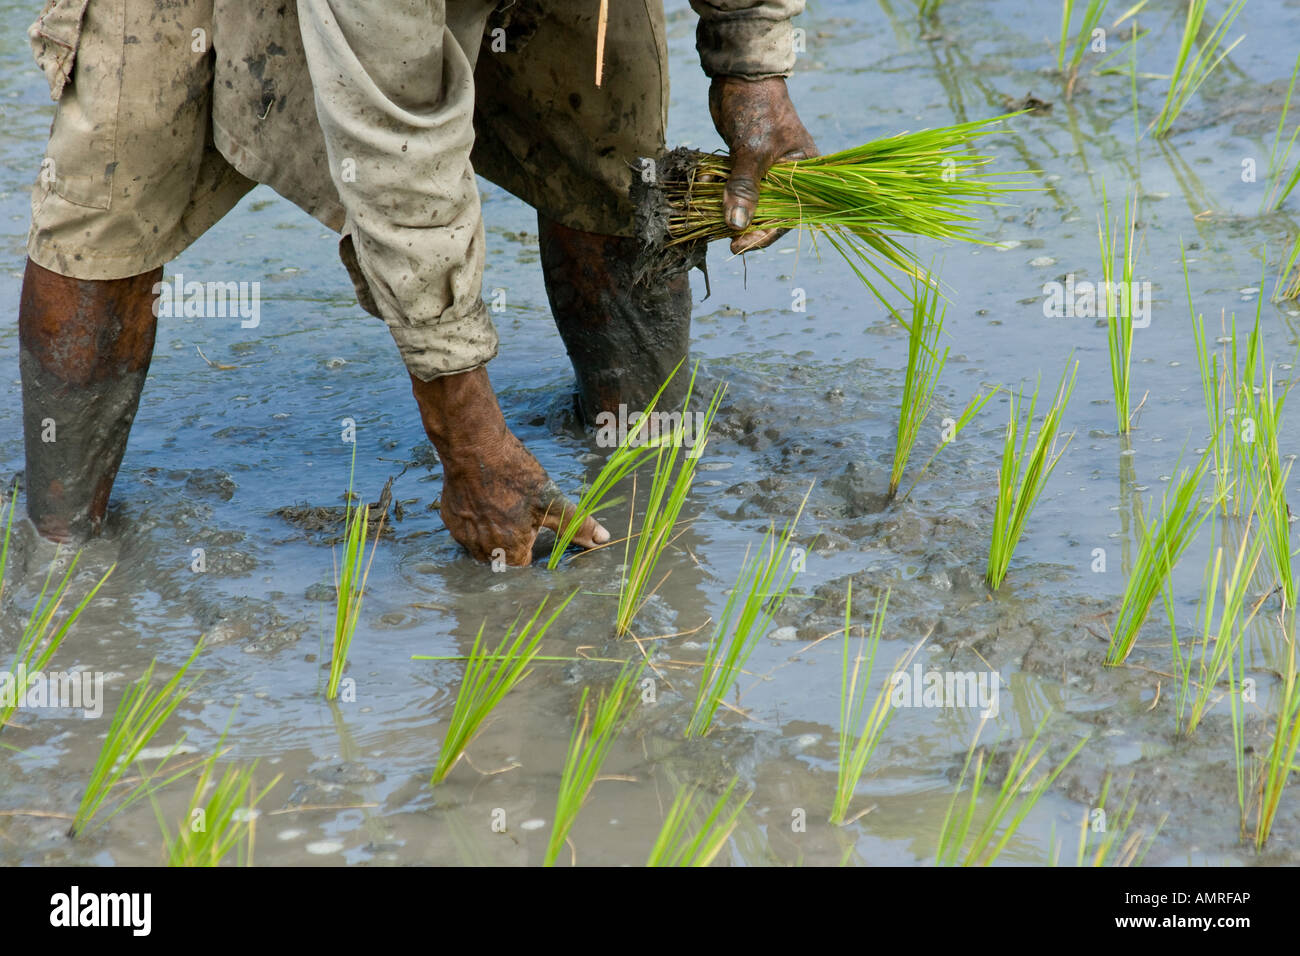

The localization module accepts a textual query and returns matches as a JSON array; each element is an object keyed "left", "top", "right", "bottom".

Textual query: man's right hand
[{"left": 410, "top": 366, "right": 608, "bottom": 565}]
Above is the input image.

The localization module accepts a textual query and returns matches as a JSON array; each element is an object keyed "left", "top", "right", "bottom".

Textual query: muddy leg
[
  {"left": 18, "top": 259, "right": 160, "bottom": 542},
  {"left": 537, "top": 213, "right": 693, "bottom": 423}
]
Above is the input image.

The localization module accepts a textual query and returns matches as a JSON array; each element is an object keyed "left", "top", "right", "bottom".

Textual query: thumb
[
  {"left": 724, "top": 146, "right": 766, "bottom": 232},
  {"left": 537, "top": 486, "right": 610, "bottom": 552}
]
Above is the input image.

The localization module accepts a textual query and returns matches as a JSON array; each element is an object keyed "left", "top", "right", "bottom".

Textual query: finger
[
  {"left": 730, "top": 226, "right": 783, "bottom": 255},
  {"left": 539, "top": 494, "right": 610, "bottom": 551},
  {"left": 723, "top": 150, "right": 764, "bottom": 232}
]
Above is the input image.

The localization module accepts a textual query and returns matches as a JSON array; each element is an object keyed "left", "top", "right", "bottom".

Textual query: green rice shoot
[
  {"left": 428, "top": 592, "right": 576, "bottom": 785},
  {"left": 616, "top": 363, "right": 725, "bottom": 638},
  {"left": 545, "top": 664, "right": 640, "bottom": 866},
  {"left": 1261, "top": 49, "right": 1300, "bottom": 213},
  {"left": 154, "top": 717, "right": 280, "bottom": 867},
  {"left": 328, "top": 448, "right": 385, "bottom": 701},
  {"left": 890, "top": 270, "right": 949, "bottom": 498},
  {"left": 1149, "top": 0, "right": 1247, "bottom": 138},
  {"left": 1058, "top": 0, "right": 1110, "bottom": 99},
  {"left": 686, "top": 489, "right": 810, "bottom": 739},
  {"left": 831, "top": 583, "right": 923, "bottom": 826},
  {"left": 70, "top": 642, "right": 205, "bottom": 837},
  {"left": 1105, "top": 451, "right": 1217, "bottom": 667},
  {"left": 0, "top": 485, "right": 114, "bottom": 734},
  {"left": 986, "top": 360, "right": 1078, "bottom": 591},
  {"left": 1069, "top": 773, "right": 1165, "bottom": 866},
  {"left": 548, "top": 362, "right": 687, "bottom": 568},
  {"left": 935, "top": 715, "right": 1088, "bottom": 866},
  {"left": 1098, "top": 187, "right": 1140, "bottom": 435},
  {"left": 646, "top": 777, "right": 750, "bottom": 867}
]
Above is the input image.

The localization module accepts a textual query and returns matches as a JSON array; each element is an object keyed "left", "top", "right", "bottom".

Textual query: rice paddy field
[{"left": 3, "top": 0, "right": 1300, "bottom": 867}]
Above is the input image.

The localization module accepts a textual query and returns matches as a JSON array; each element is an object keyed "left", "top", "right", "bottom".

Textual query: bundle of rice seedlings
[
  {"left": 0, "top": 486, "right": 114, "bottom": 733},
  {"left": 427, "top": 592, "right": 575, "bottom": 785},
  {"left": 645, "top": 778, "right": 750, "bottom": 867},
  {"left": 641, "top": 117, "right": 1028, "bottom": 310},
  {"left": 986, "top": 360, "right": 1078, "bottom": 591},
  {"left": 935, "top": 716, "right": 1088, "bottom": 866},
  {"left": 544, "top": 664, "right": 640, "bottom": 867},
  {"left": 1150, "top": 0, "right": 1246, "bottom": 138},
  {"left": 70, "top": 642, "right": 205, "bottom": 837}
]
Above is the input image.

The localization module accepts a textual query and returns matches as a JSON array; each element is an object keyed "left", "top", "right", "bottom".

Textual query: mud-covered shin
[
  {"left": 537, "top": 214, "right": 694, "bottom": 423},
  {"left": 18, "top": 260, "right": 159, "bottom": 541}
]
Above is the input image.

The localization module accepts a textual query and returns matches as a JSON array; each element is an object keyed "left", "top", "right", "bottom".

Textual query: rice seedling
[
  {"left": 686, "top": 489, "right": 809, "bottom": 739},
  {"left": 898, "top": 386, "right": 998, "bottom": 502},
  {"left": 985, "top": 360, "right": 1078, "bottom": 591},
  {"left": 1251, "top": 619, "right": 1300, "bottom": 848},
  {"left": 1057, "top": 0, "right": 1110, "bottom": 99},
  {"left": 544, "top": 664, "right": 640, "bottom": 866},
  {"left": 1250, "top": 367, "right": 1295, "bottom": 609},
  {"left": 1070, "top": 773, "right": 1165, "bottom": 866},
  {"left": 616, "top": 367, "right": 726, "bottom": 638},
  {"left": 1098, "top": 187, "right": 1140, "bottom": 434},
  {"left": 915, "top": 0, "right": 942, "bottom": 21},
  {"left": 830, "top": 583, "right": 925, "bottom": 826},
  {"left": 428, "top": 591, "right": 575, "bottom": 785},
  {"left": 0, "top": 485, "right": 115, "bottom": 734},
  {"left": 655, "top": 117, "right": 1029, "bottom": 310},
  {"left": 154, "top": 718, "right": 281, "bottom": 867},
  {"left": 327, "top": 448, "right": 385, "bottom": 701},
  {"left": 1105, "top": 452, "right": 1217, "bottom": 667},
  {"left": 1186, "top": 248, "right": 1268, "bottom": 510},
  {"left": 645, "top": 777, "right": 751, "bottom": 867},
  {"left": 1181, "top": 501, "right": 1270, "bottom": 736},
  {"left": 70, "top": 642, "right": 204, "bottom": 837},
  {"left": 890, "top": 271, "right": 949, "bottom": 498},
  {"left": 1149, "top": 0, "right": 1247, "bottom": 138},
  {"left": 548, "top": 362, "right": 686, "bottom": 569},
  {"left": 935, "top": 715, "right": 1087, "bottom": 866},
  {"left": 1277, "top": 233, "right": 1300, "bottom": 301},
  {"left": 1261, "top": 50, "right": 1300, "bottom": 213}
]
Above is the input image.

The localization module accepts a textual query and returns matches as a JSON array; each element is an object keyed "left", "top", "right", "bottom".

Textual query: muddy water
[{"left": 3, "top": 0, "right": 1300, "bottom": 866}]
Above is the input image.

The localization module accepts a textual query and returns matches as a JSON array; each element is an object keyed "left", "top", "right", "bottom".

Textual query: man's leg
[
  {"left": 19, "top": 262, "right": 159, "bottom": 541},
  {"left": 23, "top": 0, "right": 254, "bottom": 540},
  {"left": 536, "top": 215, "right": 692, "bottom": 423},
  {"left": 471, "top": 1, "right": 693, "bottom": 422}
]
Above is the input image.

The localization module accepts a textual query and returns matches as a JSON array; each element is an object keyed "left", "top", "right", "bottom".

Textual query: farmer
[{"left": 20, "top": 0, "right": 816, "bottom": 565}]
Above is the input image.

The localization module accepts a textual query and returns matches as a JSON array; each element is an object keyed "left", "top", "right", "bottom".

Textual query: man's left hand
[{"left": 709, "top": 75, "right": 818, "bottom": 255}]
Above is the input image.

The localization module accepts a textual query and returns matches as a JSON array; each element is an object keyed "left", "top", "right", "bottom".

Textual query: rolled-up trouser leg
[
  {"left": 297, "top": 0, "right": 501, "bottom": 382},
  {"left": 537, "top": 214, "right": 693, "bottom": 423},
  {"left": 19, "top": 260, "right": 160, "bottom": 541}
]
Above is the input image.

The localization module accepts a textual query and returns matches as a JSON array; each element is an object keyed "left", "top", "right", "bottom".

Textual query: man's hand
[
  {"left": 410, "top": 367, "right": 608, "bottom": 565},
  {"left": 709, "top": 75, "right": 818, "bottom": 255}
]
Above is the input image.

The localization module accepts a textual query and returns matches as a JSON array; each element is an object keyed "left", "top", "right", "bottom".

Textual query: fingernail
[
  {"left": 593, "top": 524, "right": 610, "bottom": 545},
  {"left": 728, "top": 207, "right": 748, "bottom": 229}
]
